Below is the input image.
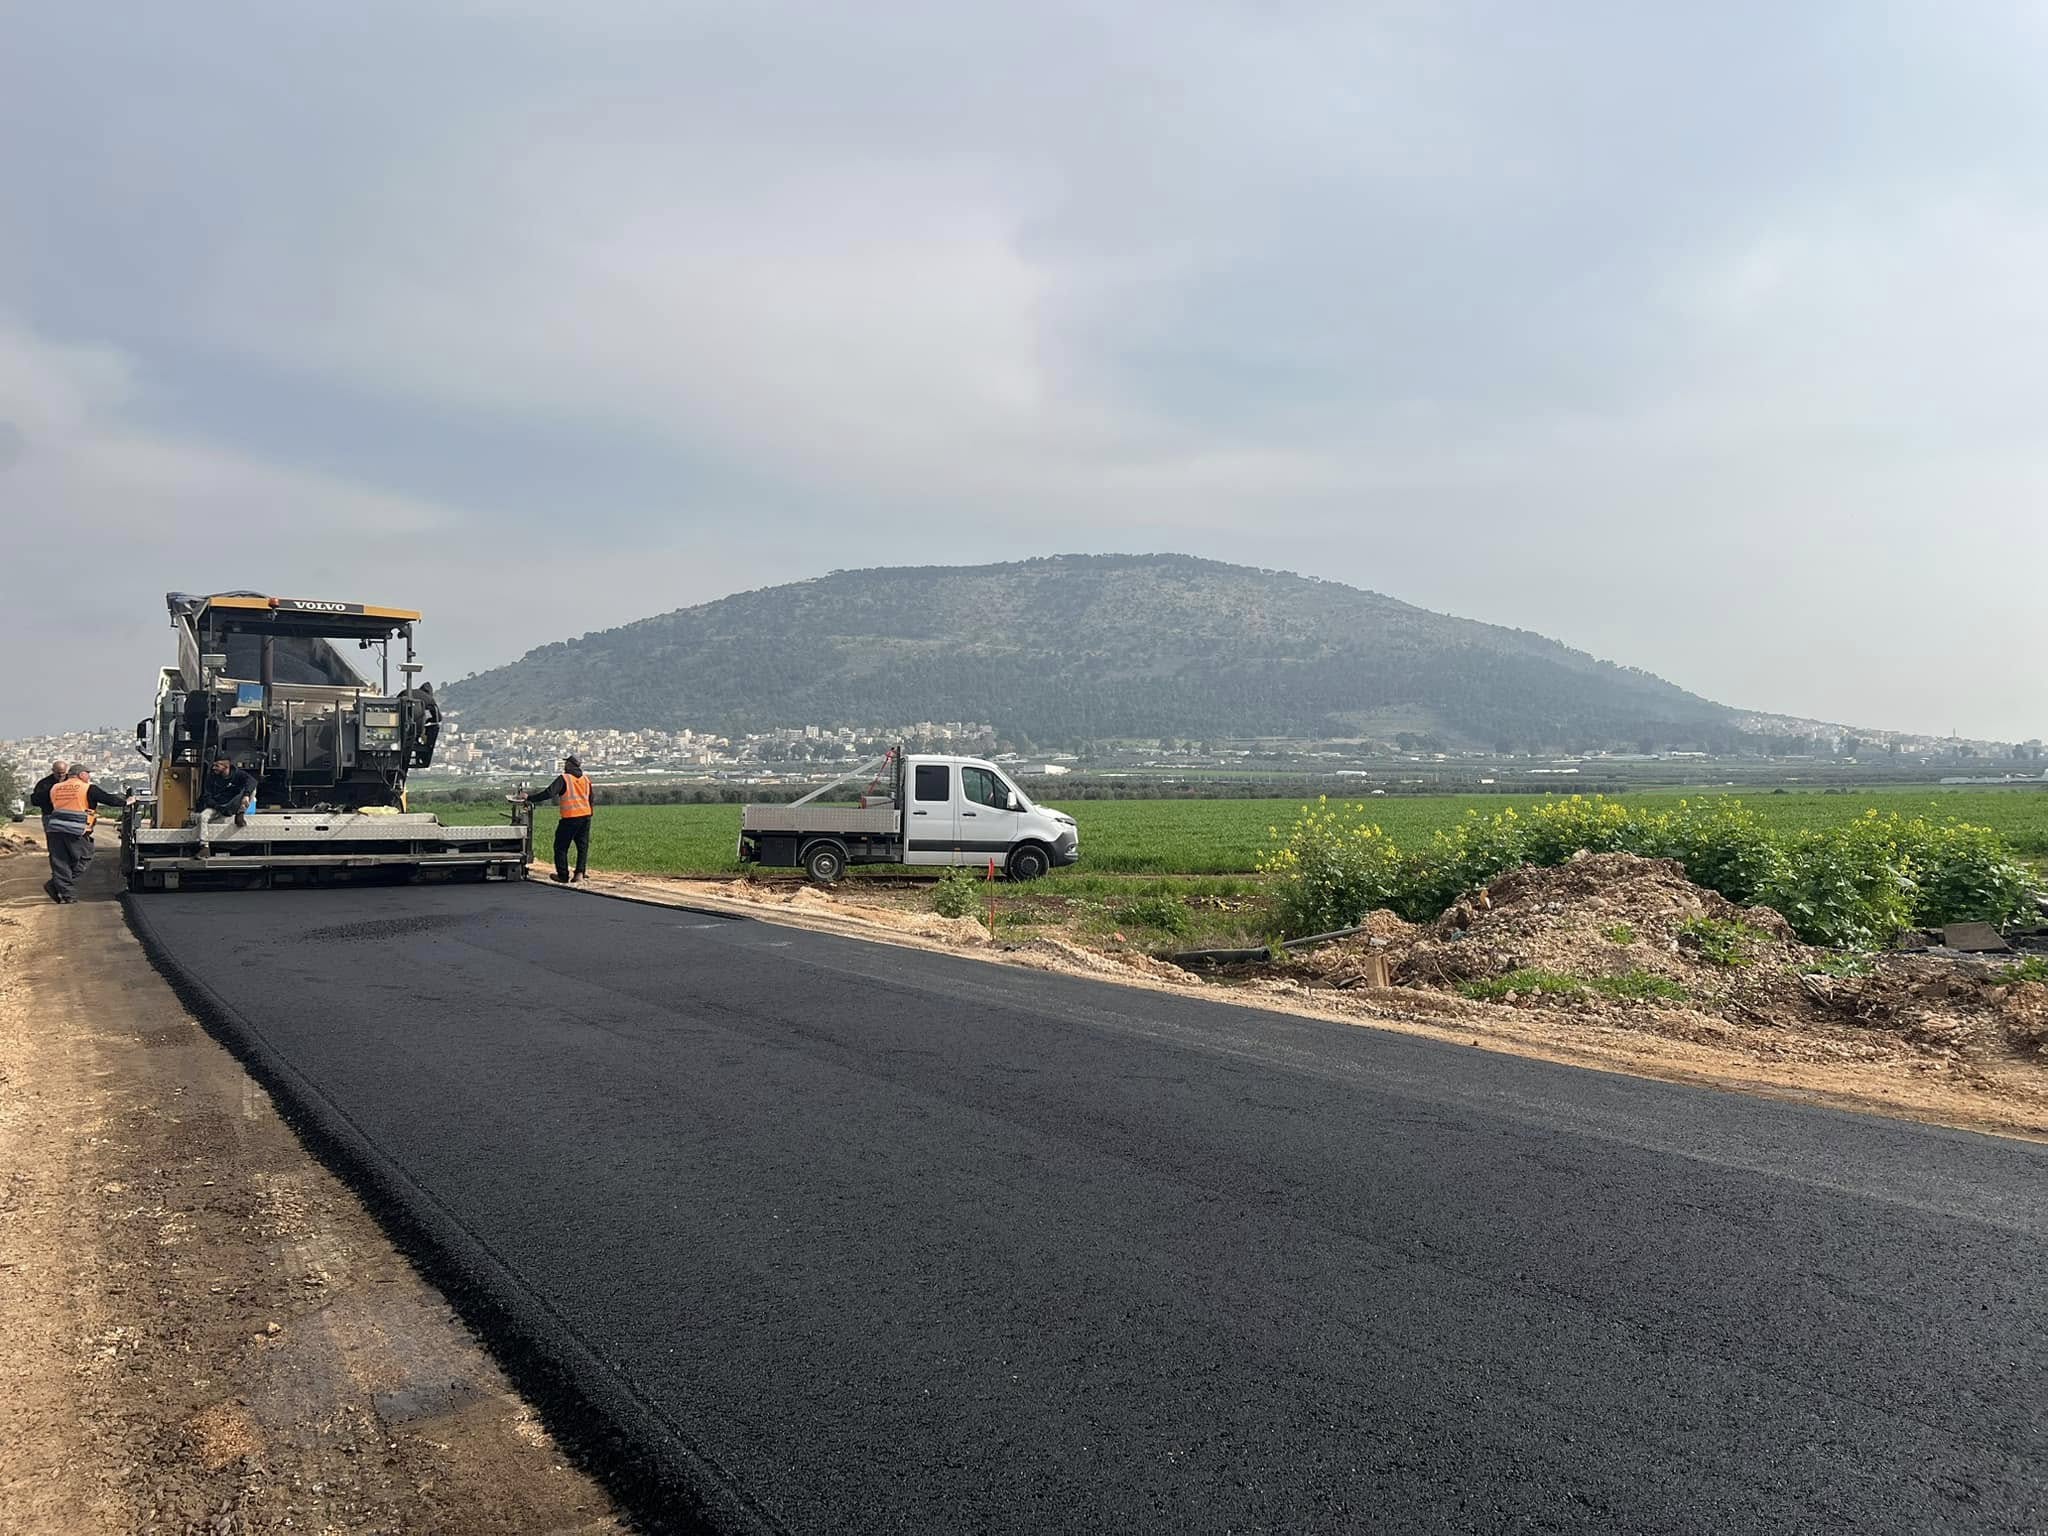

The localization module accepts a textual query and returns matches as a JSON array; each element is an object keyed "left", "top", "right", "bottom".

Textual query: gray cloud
[{"left": 2, "top": 1, "right": 2043, "bottom": 739}]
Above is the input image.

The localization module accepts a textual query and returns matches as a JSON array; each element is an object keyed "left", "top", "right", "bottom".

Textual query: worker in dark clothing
[
  {"left": 520, "top": 755, "right": 594, "bottom": 884},
  {"left": 193, "top": 754, "right": 257, "bottom": 859},
  {"left": 44, "top": 767, "right": 129, "bottom": 904},
  {"left": 29, "top": 758, "right": 70, "bottom": 833}
]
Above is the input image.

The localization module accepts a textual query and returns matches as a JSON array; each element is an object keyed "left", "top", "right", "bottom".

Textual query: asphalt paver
[{"left": 126, "top": 884, "right": 2048, "bottom": 1534}]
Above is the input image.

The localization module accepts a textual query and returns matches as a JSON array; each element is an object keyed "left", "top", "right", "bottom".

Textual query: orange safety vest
[
  {"left": 558, "top": 773, "right": 593, "bottom": 819},
  {"left": 49, "top": 777, "right": 96, "bottom": 832}
]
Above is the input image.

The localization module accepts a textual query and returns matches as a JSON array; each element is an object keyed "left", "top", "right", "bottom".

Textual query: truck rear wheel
[
  {"left": 1007, "top": 843, "right": 1050, "bottom": 882},
  {"left": 803, "top": 841, "right": 847, "bottom": 884}
]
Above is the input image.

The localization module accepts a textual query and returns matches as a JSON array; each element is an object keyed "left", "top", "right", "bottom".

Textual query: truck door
[
  {"left": 903, "top": 761, "right": 958, "bottom": 865},
  {"left": 957, "top": 765, "right": 1024, "bottom": 863}
]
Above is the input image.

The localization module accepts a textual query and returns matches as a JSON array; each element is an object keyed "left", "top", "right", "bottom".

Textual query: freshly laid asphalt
[{"left": 127, "top": 883, "right": 2047, "bottom": 1534}]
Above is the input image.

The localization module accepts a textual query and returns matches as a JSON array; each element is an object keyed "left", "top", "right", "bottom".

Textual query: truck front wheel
[
  {"left": 803, "top": 841, "right": 848, "bottom": 884},
  {"left": 1007, "top": 843, "right": 1050, "bottom": 882}
]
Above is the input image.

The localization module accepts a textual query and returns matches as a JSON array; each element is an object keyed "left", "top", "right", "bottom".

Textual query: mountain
[{"left": 442, "top": 554, "right": 1740, "bottom": 751}]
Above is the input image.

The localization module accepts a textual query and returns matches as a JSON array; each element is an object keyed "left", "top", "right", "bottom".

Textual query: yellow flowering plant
[{"left": 1258, "top": 797, "right": 1406, "bottom": 936}]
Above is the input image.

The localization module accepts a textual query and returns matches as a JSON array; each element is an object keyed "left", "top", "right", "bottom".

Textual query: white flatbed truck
[{"left": 739, "top": 749, "right": 1079, "bottom": 883}]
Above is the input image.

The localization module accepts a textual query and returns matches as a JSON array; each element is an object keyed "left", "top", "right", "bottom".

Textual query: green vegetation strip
[
  {"left": 424, "top": 787, "right": 2048, "bottom": 876},
  {"left": 1458, "top": 969, "right": 1689, "bottom": 1004}
]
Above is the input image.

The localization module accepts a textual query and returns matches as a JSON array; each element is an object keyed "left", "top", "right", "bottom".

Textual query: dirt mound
[
  {"left": 1293, "top": 851, "right": 2047, "bottom": 1073},
  {"left": 1465, "top": 853, "right": 1794, "bottom": 939},
  {"left": 1801, "top": 969, "right": 2048, "bottom": 1062},
  {"left": 0, "top": 830, "right": 39, "bottom": 859},
  {"left": 1996, "top": 982, "right": 2048, "bottom": 1056},
  {"left": 1397, "top": 851, "right": 1793, "bottom": 987},
  {"left": 1357, "top": 909, "right": 1417, "bottom": 940}
]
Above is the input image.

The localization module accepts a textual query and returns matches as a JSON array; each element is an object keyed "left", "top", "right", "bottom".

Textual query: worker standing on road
[
  {"left": 29, "top": 758, "right": 69, "bottom": 836},
  {"left": 192, "top": 754, "right": 257, "bottom": 859},
  {"left": 521, "top": 755, "right": 594, "bottom": 884},
  {"left": 44, "top": 767, "right": 129, "bottom": 904}
]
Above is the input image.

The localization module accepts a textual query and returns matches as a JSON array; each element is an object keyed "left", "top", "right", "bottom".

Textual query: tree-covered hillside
[{"left": 443, "top": 554, "right": 1737, "bottom": 751}]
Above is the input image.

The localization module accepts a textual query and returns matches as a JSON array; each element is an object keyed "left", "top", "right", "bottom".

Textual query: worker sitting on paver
[
  {"left": 519, "top": 755, "right": 595, "bottom": 884},
  {"left": 44, "top": 766, "right": 129, "bottom": 904},
  {"left": 192, "top": 754, "right": 257, "bottom": 859}
]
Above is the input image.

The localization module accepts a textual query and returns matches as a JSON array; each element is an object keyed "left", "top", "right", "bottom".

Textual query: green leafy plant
[
  {"left": 1460, "top": 967, "right": 1685, "bottom": 1003},
  {"left": 1657, "top": 799, "right": 1788, "bottom": 905},
  {"left": 1114, "top": 891, "right": 1194, "bottom": 937},
  {"left": 1803, "top": 952, "right": 1870, "bottom": 979},
  {"left": 929, "top": 868, "right": 983, "bottom": 920},
  {"left": 1516, "top": 795, "right": 1649, "bottom": 865},
  {"left": 1397, "top": 809, "right": 1535, "bottom": 919},
  {"left": 1259, "top": 798, "right": 1408, "bottom": 936},
  {"left": 1602, "top": 922, "right": 1637, "bottom": 945},
  {"left": 1587, "top": 969, "right": 1689, "bottom": 1001},
  {"left": 1898, "top": 819, "right": 2036, "bottom": 929},
  {"left": 1758, "top": 821, "right": 1915, "bottom": 950},
  {"left": 1995, "top": 956, "right": 2048, "bottom": 987},
  {"left": 1676, "top": 916, "right": 1765, "bottom": 967},
  {"left": 1459, "top": 968, "right": 1584, "bottom": 1002}
]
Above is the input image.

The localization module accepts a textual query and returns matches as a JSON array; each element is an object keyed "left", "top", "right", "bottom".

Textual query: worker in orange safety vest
[
  {"left": 520, "top": 755, "right": 595, "bottom": 884},
  {"left": 44, "top": 767, "right": 131, "bottom": 904}
]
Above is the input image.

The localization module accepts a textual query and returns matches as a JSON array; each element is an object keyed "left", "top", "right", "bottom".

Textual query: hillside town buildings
[{"left": 2, "top": 720, "right": 1001, "bottom": 786}]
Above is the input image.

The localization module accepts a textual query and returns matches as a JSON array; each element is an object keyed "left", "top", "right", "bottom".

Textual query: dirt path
[{"left": 0, "top": 831, "right": 625, "bottom": 1536}]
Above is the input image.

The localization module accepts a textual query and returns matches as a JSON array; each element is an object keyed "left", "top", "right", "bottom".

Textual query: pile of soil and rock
[
  {"left": 1289, "top": 852, "right": 2048, "bottom": 1067},
  {"left": 0, "top": 828, "right": 39, "bottom": 858}
]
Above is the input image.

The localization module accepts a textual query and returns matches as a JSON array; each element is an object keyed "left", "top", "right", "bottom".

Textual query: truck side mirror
[
  {"left": 1007, "top": 792, "right": 1021, "bottom": 812},
  {"left": 134, "top": 720, "right": 152, "bottom": 760}
]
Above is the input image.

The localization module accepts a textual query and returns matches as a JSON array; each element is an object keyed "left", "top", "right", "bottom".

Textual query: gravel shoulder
[{"left": 0, "top": 830, "right": 624, "bottom": 1536}]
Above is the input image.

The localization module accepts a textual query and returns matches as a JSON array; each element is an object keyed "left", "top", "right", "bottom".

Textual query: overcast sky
[{"left": 3, "top": 2, "right": 2044, "bottom": 742}]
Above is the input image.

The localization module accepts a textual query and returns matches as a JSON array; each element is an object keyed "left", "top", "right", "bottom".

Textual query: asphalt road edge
[
  {"left": 120, "top": 892, "right": 790, "bottom": 1536},
  {"left": 554, "top": 877, "right": 2048, "bottom": 1146}
]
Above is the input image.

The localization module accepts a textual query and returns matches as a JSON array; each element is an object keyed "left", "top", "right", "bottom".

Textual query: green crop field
[
  {"left": 425, "top": 786, "right": 2048, "bottom": 877},
  {"left": 430, "top": 801, "right": 744, "bottom": 875}
]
